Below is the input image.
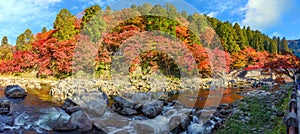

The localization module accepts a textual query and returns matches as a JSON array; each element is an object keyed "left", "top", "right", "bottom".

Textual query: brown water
[
  {"left": 0, "top": 85, "right": 60, "bottom": 111},
  {"left": 0, "top": 86, "right": 246, "bottom": 111},
  {"left": 169, "top": 88, "right": 246, "bottom": 108}
]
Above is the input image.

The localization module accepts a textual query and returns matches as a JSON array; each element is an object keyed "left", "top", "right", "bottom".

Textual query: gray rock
[
  {"left": 61, "top": 98, "right": 81, "bottom": 114},
  {"left": 4, "top": 85, "right": 27, "bottom": 99},
  {"left": 35, "top": 108, "right": 70, "bottom": 131},
  {"left": 14, "top": 112, "right": 32, "bottom": 127},
  {"left": 131, "top": 93, "right": 152, "bottom": 104},
  {"left": 0, "top": 99, "right": 10, "bottom": 115},
  {"left": 69, "top": 110, "right": 93, "bottom": 132},
  {"left": 65, "top": 106, "right": 82, "bottom": 115},
  {"left": 180, "top": 117, "right": 191, "bottom": 130},
  {"left": 131, "top": 123, "right": 155, "bottom": 133},
  {"left": 133, "top": 104, "right": 142, "bottom": 110},
  {"left": 142, "top": 101, "right": 164, "bottom": 118},
  {"left": 113, "top": 96, "right": 135, "bottom": 109},
  {"left": 168, "top": 116, "right": 182, "bottom": 130},
  {"left": 72, "top": 91, "right": 107, "bottom": 119},
  {"left": 121, "top": 108, "right": 137, "bottom": 115}
]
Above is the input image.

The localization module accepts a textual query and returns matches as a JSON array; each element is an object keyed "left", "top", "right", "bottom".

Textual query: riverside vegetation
[{"left": 216, "top": 84, "right": 292, "bottom": 134}]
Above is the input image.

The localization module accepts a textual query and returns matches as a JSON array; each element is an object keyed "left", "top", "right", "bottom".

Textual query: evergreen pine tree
[
  {"left": 52, "top": 9, "right": 78, "bottom": 41},
  {"left": 1, "top": 36, "right": 8, "bottom": 46}
]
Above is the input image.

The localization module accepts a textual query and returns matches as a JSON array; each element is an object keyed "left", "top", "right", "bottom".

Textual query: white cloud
[
  {"left": 207, "top": 11, "right": 218, "bottom": 17},
  {"left": 0, "top": 0, "right": 61, "bottom": 44},
  {"left": 271, "top": 32, "right": 281, "bottom": 37},
  {"left": 241, "top": 0, "right": 291, "bottom": 30}
]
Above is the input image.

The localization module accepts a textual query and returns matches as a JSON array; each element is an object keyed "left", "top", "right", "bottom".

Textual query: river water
[
  {"left": 0, "top": 86, "right": 246, "bottom": 111},
  {"left": 0, "top": 85, "right": 59, "bottom": 110},
  {"left": 0, "top": 85, "right": 249, "bottom": 133}
]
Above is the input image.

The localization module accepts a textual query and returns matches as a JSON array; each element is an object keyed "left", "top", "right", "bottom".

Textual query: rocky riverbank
[
  {"left": 0, "top": 72, "right": 288, "bottom": 133},
  {"left": 0, "top": 82, "right": 290, "bottom": 133},
  {"left": 0, "top": 82, "right": 243, "bottom": 133},
  {"left": 0, "top": 76, "right": 57, "bottom": 91},
  {"left": 49, "top": 75, "right": 231, "bottom": 103},
  {"left": 214, "top": 84, "right": 291, "bottom": 133}
]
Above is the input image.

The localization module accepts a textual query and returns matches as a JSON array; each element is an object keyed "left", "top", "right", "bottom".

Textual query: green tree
[
  {"left": 206, "top": 16, "right": 220, "bottom": 29},
  {"left": 242, "top": 26, "right": 249, "bottom": 47},
  {"left": 271, "top": 38, "right": 278, "bottom": 53},
  {"left": 131, "top": 4, "right": 137, "bottom": 10},
  {"left": 1, "top": 36, "right": 8, "bottom": 46},
  {"left": 42, "top": 27, "right": 47, "bottom": 33},
  {"left": 82, "top": 6, "right": 106, "bottom": 42},
  {"left": 252, "top": 31, "right": 264, "bottom": 51},
  {"left": 276, "top": 37, "right": 281, "bottom": 53},
  {"left": 216, "top": 22, "right": 240, "bottom": 52},
  {"left": 52, "top": 8, "right": 78, "bottom": 41},
  {"left": 138, "top": 3, "right": 153, "bottom": 15},
  {"left": 246, "top": 26, "right": 253, "bottom": 48},
  {"left": 16, "top": 29, "right": 33, "bottom": 50},
  {"left": 233, "top": 23, "right": 247, "bottom": 49},
  {"left": 281, "top": 37, "right": 290, "bottom": 52},
  {"left": 81, "top": 5, "right": 101, "bottom": 28},
  {"left": 150, "top": 5, "right": 167, "bottom": 16},
  {"left": 104, "top": 6, "right": 112, "bottom": 16},
  {"left": 181, "top": 10, "right": 188, "bottom": 18},
  {"left": 165, "top": 3, "right": 178, "bottom": 19}
]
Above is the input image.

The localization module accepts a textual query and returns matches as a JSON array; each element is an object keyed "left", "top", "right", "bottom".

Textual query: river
[{"left": 0, "top": 85, "right": 251, "bottom": 133}]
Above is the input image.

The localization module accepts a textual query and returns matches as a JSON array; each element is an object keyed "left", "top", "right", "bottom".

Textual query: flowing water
[{"left": 0, "top": 84, "right": 248, "bottom": 133}]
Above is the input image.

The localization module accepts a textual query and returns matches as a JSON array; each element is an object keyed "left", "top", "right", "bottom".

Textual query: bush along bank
[{"left": 214, "top": 84, "right": 291, "bottom": 134}]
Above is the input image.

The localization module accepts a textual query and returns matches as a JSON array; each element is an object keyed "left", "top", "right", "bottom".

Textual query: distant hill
[{"left": 288, "top": 39, "right": 300, "bottom": 57}]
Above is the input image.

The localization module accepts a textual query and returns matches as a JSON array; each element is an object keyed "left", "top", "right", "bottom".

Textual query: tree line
[{"left": 0, "top": 3, "right": 297, "bottom": 78}]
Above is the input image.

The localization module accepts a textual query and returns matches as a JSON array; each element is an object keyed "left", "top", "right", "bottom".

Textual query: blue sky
[{"left": 1, "top": 0, "right": 300, "bottom": 44}]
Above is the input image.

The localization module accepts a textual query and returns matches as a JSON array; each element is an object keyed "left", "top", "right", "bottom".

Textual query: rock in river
[
  {"left": 121, "top": 108, "right": 138, "bottom": 115},
  {"left": 61, "top": 98, "right": 81, "bottom": 115},
  {"left": 142, "top": 101, "right": 164, "bottom": 119},
  {"left": 4, "top": 85, "right": 27, "bottom": 99},
  {"left": 68, "top": 110, "right": 93, "bottom": 132},
  {"left": 71, "top": 91, "right": 108, "bottom": 119},
  {"left": 0, "top": 98, "right": 10, "bottom": 115}
]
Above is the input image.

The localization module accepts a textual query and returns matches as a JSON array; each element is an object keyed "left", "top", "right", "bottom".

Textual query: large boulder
[
  {"left": 4, "top": 85, "right": 27, "bottom": 99},
  {"left": 113, "top": 96, "right": 135, "bottom": 109},
  {"left": 68, "top": 110, "right": 93, "bottom": 132},
  {"left": 0, "top": 98, "right": 10, "bottom": 115},
  {"left": 142, "top": 101, "right": 164, "bottom": 118},
  {"left": 35, "top": 108, "right": 71, "bottom": 131},
  {"left": 71, "top": 91, "right": 108, "bottom": 119}
]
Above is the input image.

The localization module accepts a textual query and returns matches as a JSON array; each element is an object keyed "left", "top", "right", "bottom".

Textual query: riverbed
[{"left": 0, "top": 85, "right": 252, "bottom": 133}]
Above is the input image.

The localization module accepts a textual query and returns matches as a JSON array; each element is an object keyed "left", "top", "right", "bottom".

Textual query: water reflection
[
  {"left": 169, "top": 88, "right": 245, "bottom": 108},
  {"left": 0, "top": 85, "right": 59, "bottom": 111}
]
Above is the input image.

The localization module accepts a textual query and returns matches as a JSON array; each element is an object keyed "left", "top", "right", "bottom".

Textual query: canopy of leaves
[{"left": 0, "top": 3, "right": 296, "bottom": 79}]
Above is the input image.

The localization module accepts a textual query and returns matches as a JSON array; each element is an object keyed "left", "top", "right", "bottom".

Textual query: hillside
[{"left": 0, "top": 3, "right": 298, "bottom": 79}]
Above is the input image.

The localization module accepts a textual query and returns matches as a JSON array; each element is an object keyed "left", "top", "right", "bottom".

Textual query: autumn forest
[{"left": 0, "top": 3, "right": 298, "bottom": 79}]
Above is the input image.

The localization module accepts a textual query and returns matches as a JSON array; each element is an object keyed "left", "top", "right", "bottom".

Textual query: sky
[{"left": 1, "top": 0, "right": 300, "bottom": 44}]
